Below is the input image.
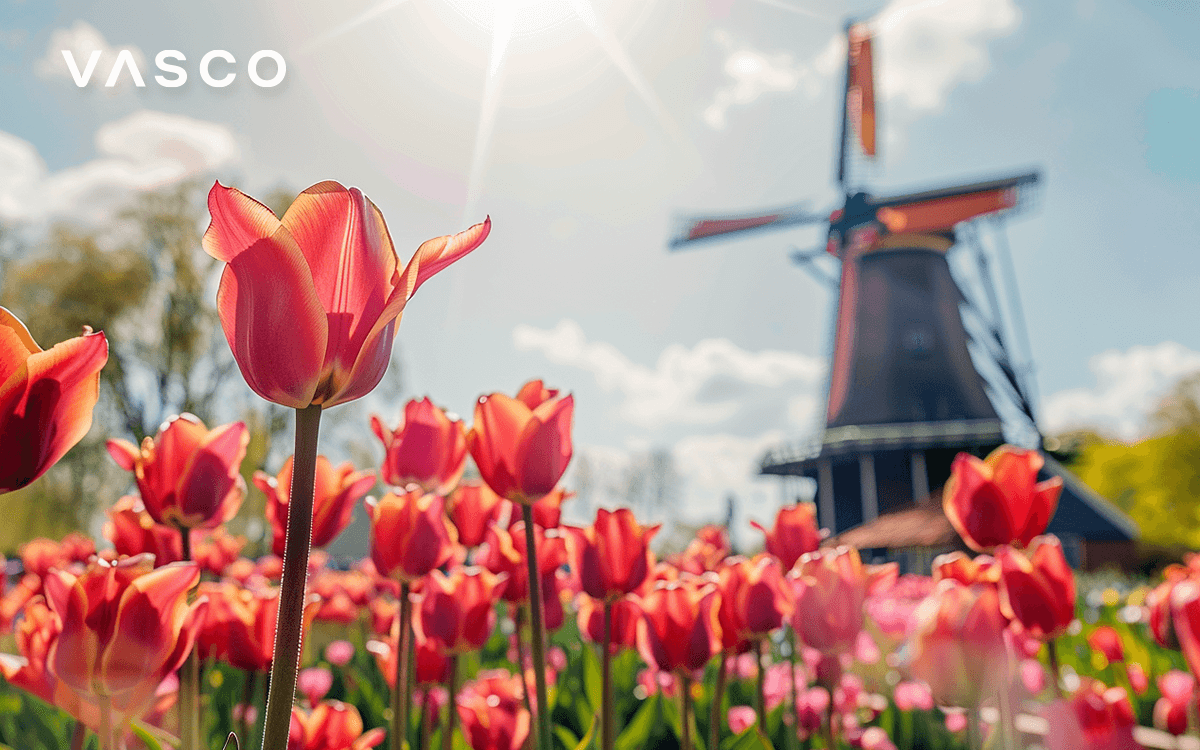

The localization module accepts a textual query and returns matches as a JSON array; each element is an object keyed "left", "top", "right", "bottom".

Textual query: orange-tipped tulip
[
  {"left": 931, "top": 550, "right": 999, "bottom": 586},
  {"left": 750, "top": 504, "right": 822, "bottom": 572},
  {"left": 943, "top": 445, "right": 1062, "bottom": 552},
  {"left": 104, "top": 495, "right": 184, "bottom": 565},
  {"left": 995, "top": 535, "right": 1076, "bottom": 641},
  {"left": 566, "top": 507, "right": 660, "bottom": 603},
  {"left": 203, "top": 181, "right": 489, "bottom": 409},
  {"left": 0, "top": 308, "right": 107, "bottom": 493},
  {"left": 904, "top": 579, "right": 1010, "bottom": 709},
  {"left": 107, "top": 413, "right": 249, "bottom": 530},
  {"left": 636, "top": 578, "right": 723, "bottom": 675},
  {"left": 367, "top": 490, "right": 459, "bottom": 583},
  {"left": 371, "top": 397, "right": 467, "bottom": 494},
  {"left": 448, "top": 480, "right": 507, "bottom": 548},
  {"left": 255, "top": 454, "right": 375, "bottom": 558},
  {"left": 468, "top": 379, "right": 574, "bottom": 503},
  {"left": 414, "top": 567, "right": 508, "bottom": 654},
  {"left": 289, "top": 701, "right": 386, "bottom": 750},
  {"left": 44, "top": 556, "right": 205, "bottom": 726}
]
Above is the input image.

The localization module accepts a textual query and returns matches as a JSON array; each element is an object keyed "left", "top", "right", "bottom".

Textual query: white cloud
[
  {"left": 1041, "top": 342, "right": 1200, "bottom": 440},
  {"left": 875, "top": 0, "right": 1021, "bottom": 112},
  {"left": 512, "top": 319, "right": 825, "bottom": 430},
  {"left": 0, "top": 111, "right": 239, "bottom": 225},
  {"left": 37, "top": 21, "right": 147, "bottom": 90},
  {"left": 704, "top": 0, "right": 1019, "bottom": 129}
]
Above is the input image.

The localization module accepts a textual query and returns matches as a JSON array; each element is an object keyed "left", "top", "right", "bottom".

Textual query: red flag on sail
[{"left": 847, "top": 24, "right": 876, "bottom": 158}]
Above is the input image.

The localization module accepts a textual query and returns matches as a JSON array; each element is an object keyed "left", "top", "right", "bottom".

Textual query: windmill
[{"left": 668, "top": 20, "right": 1139, "bottom": 562}]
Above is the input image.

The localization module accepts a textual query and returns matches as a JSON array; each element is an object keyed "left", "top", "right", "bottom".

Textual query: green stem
[
  {"left": 420, "top": 687, "right": 434, "bottom": 750},
  {"left": 1046, "top": 639, "right": 1063, "bottom": 699},
  {"left": 260, "top": 404, "right": 322, "bottom": 750},
  {"left": 392, "top": 583, "right": 413, "bottom": 750},
  {"left": 679, "top": 671, "right": 693, "bottom": 750},
  {"left": 966, "top": 709, "right": 984, "bottom": 750},
  {"left": 757, "top": 640, "right": 768, "bottom": 732},
  {"left": 238, "top": 670, "right": 257, "bottom": 745},
  {"left": 179, "top": 525, "right": 200, "bottom": 750},
  {"left": 602, "top": 601, "right": 614, "bottom": 750},
  {"left": 513, "top": 606, "right": 533, "bottom": 750},
  {"left": 711, "top": 654, "right": 728, "bottom": 750},
  {"left": 443, "top": 654, "right": 460, "bottom": 750},
  {"left": 522, "top": 504, "right": 552, "bottom": 750}
]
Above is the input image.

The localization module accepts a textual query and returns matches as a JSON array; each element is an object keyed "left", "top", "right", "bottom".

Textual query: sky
[{"left": 1, "top": 0, "right": 1199, "bottom": 545}]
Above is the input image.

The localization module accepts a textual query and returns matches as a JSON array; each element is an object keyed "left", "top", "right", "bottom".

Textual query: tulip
[
  {"left": 1087, "top": 625, "right": 1124, "bottom": 664},
  {"left": 1153, "top": 670, "right": 1193, "bottom": 736},
  {"left": 325, "top": 640, "right": 355, "bottom": 668},
  {"left": 44, "top": 556, "right": 205, "bottom": 747},
  {"left": 903, "top": 579, "right": 1009, "bottom": 711},
  {"left": 567, "top": 508, "right": 660, "bottom": 603},
  {"left": 289, "top": 701, "right": 386, "bottom": 750},
  {"left": 369, "top": 635, "right": 452, "bottom": 689},
  {"left": 1170, "top": 579, "right": 1200, "bottom": 683},
  {"left": 468, "top": 379, "right": 573, "bottom": 505},
  {"left": 0, "top": 308, "right": 108, "bottom": 493},
  {"left": 368, "top": 490, "right": 459, "bottom": 583},
  {"left": 1147, "top": 561, "right": 1197, "bottom": 650},
  {"left": 195, "top": 582, "right": 288, "bottom": 673},
  {"left": 1043, "top": 680, "right": 1140, "bottom": 750},
  {"left": 942, "top": 445, "right": 1062, "bottom": 552},
  {"left": 104, "top": 495, "right": 184, "bottom": 565},
  {"left": 203, "top": 181, "right": 489, "bottom": 410},
  {"left": 448, "top": 480, "right": 508, "bottom": 549},
  {"left": 577, "top": 595, "right": 641, "bottom": 654},
  {"left": 788, "top": 546, "right": 879, "bottom": 658},
  {"left": 457, "top": 671, "right": 530, "bottom": 750},
  {"left": 107, "top": 413, "right": 249, "bottom": 532},
  {"left": 478, "top": 523, "right": 568, "bottom": 630},
  {"left": 0, "top": 596, "right": 84, "bottom": 719},
  {"left": 192, "top": 526, "right": 246, "bottom": 577},
  {"left": 931, "top": 550, "right": 999, "bottom": 586},
  {"left": 371, "top": 397, "right": 468, "bottom": 495},
  {"left": 414, "top": 567, "right": 508, "bottom": 654},
  {"left": 727, "top": 706, "right": 756, "bottom": 735},
  {"left": 995, "top": 535, "right": 1076, "bottom": 641},
  {"left": 256, "top": 454, "right": 375, "bottom": 557},
  {"left": 751, "top": 504, "right": 822, "bottom": 572},
  {"left": 675, "top": 525, "right": 732, "bottom": 575},
  {"left": 522, "top": 487, "right": 574, "bottom": 530}
]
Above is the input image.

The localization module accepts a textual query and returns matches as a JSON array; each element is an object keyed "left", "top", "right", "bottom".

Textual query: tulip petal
[
  {"left": 172, "top": 421, "right": 249, "bottom": 527},
  {"left": 470, "top": 393, "right": 530, "bottom": 500},
  {"left": 202, "top": 183, "right": 284, "bottom": 263},
  {"left": 514, "top": 395, "right": 574, "bottom": 500},
  {"left": 216, "top": 238, "right": 328, "bottom": 408}
]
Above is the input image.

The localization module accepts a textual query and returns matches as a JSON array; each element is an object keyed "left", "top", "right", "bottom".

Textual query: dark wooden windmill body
[{"left": 669, "top": 21, "right": 1137, "bottom": 566}]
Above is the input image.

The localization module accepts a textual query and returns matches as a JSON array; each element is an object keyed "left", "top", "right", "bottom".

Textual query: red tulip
[
  {"left": 904, "top": 579, "right": 1010, "bottom": 708},
  {"left": 1087, "top": 626, "right": 1125, "bottom": 664},
  {"left": 674, "top": 525, "right": 732, "bottom": 575},
  {"left": 468, "top": 379, "right": 574, "bottom": 503},
  {"left": 931, "top": 551, "right": 999, "bottom": 586},
  {"left": 448, "top": 480, "right": 507, "bottom": 548},
  {"left": 0, "top": 308, "right": 107, "bottom": 493},
  {"left": 636, "top": 578, "right": 723, "bottom": 675},
  {"left": 717, "top": 555, "right": 793, "bottom": 652},
  {"left": 413, "top": 567, "right": 507, "bottom": 654},
  {"left": 204, "top": 181, "right": 489, "bottom": 409},
  {"left": 509, "top": 487, "right": 574, "bottom": 530},
  {"left": 20, "top": 537, "right": 77, "bottom": 581},
  {"left": 44, "top": 555, "right": 205, "bottom": 726},
  {"left": 1170, "top": 579, "right": 1200, "bottom": 681},
  {"left": 565, "top": 507, "right": 660, "bottom": 603},
  {"left": 104, "top": 495, "right": 184, "bottom": 565},
  {"left": 289, "top": 701, "right": 386, "bottom": 750},
  {"left": 367, "top": 490, "right": 459, "bottom": 583},
  {"left": 995, "top": 535, "right": 1076, "bottom": 640},
  {"left": 478, "top": 523, "right": 568, "bottom": 628},
  {"left": 457, "top": 671, "right": 530, "bottom": 750},
  {"left": 1147, "top": 560, "right": 1199, "bottom": 650},
  {"left": 943, "top": 445, "right": 1062, "bottom": 552},
  {"left": 255, "top": 454, "right": 375, "bottom": 557},
  {"left": 193, "top": 526, "right": 246, "bottom": 577},
  {"left": 1043, "top": 680, "right": 1139, "bottom": 750},
  {"left": 577, "top": 595, "right": 641, "bottom": 655},
  {"left": 371, "top": 397, "right": 467, "bottom": 494},
  {"left": 751, "top": 504, "right": 822, "bottom": 572},
  {"left": 107, "top": 413, "right": 249, "bottom": 530}
]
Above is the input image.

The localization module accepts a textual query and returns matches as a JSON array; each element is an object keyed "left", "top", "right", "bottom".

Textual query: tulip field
[{"left": 3, "top": 180, "right": 1200, "bottom": 750}]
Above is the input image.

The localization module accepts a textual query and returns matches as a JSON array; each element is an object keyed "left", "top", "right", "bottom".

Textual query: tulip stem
[
  {"left": 178, "top": 524, "right": 200, "bottom": 750},
  {"left": 239, "top": 669, "right": 258, "bottom": 744},
  {"left": 678, "top": 671, "right": 694, "bottom": 750},
  {"left": 260, "top": 404, "right": 322, "bottom": 750},
  {"left": 420, "top": 687, "right": 435, "bottom": 750},
  {"left": 513, "top": 606, "right": 534, "bottom": 750},
  {"left": 756, "top": 639, "right": 768, "bottom": 732},
  {"left": 602, "top": 601, "right": 614, "bottom": 750},
  {"left": 967, "top": 709, "right": 984, "bottom": 750},
  {"left": 522, "top": 504, "right": 553, "bottom": 750},
  {"left": 787, "top": 628, "right": 799, "bottom": 750},
  {"left": 70, "top": 721, "right": 86, "bottom": 750},
  {"left": 393, "top": 584, "right": 413, "bottom": 750},
  {"left": 711, "top": 654, "right": 727, "bottom": 750},
  {"left": 1046, "top": 639, "right": 1063, "bottom": 699},
  {"left": 443, "top": 654, "right": 460, "bottom": 750}
]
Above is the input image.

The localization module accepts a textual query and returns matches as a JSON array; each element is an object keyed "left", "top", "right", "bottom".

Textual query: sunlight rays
[{"left": 299, "top": 0, "right": 416, "bottom": 54}]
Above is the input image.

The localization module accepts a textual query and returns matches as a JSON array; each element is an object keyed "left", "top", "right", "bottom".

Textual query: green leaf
[
  {"left": 724, "top": 726, "right": 775, "bottom": 750},
  {"left": 582, "top": 644, "right": 603, "bottom": 715},
  {"left": 570, "top": 714, "right": 598, "bottom": 750},
  {"left": 615, "top": 695, "right": 661, "bottom": 750},
  {"left": 129, "top": 721, "right": 169, "bottom": 750}
]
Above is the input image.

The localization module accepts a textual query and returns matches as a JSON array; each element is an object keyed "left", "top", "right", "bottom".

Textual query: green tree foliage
[{"left": 1062, "top": 373, "right": 1200, "bottom": 548}]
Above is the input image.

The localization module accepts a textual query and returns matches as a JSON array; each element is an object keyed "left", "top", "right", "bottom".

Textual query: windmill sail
[
  {"left": 848, "top": 24, "right": 876, "bottom": 158},
  {"left": 669, "top": 204, "right": 825, "bottom": 249}
]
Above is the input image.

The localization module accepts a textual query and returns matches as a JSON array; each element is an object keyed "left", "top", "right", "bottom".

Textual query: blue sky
[{"left": 2, "top": 0, "right": 1199, "bottom": 542}]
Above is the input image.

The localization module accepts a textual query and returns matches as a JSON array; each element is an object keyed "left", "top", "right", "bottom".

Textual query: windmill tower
[{"left": 670, "top": 21, "right": 1043, "bottom": 538}]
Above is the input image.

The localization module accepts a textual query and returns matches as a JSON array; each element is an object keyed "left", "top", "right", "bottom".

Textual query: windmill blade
[
  {"left": 668, "top": 204, "right": 828, "bottom": 249},
  {"left": 870, "top": 171, "right": 1039, "bottom": 234}
]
